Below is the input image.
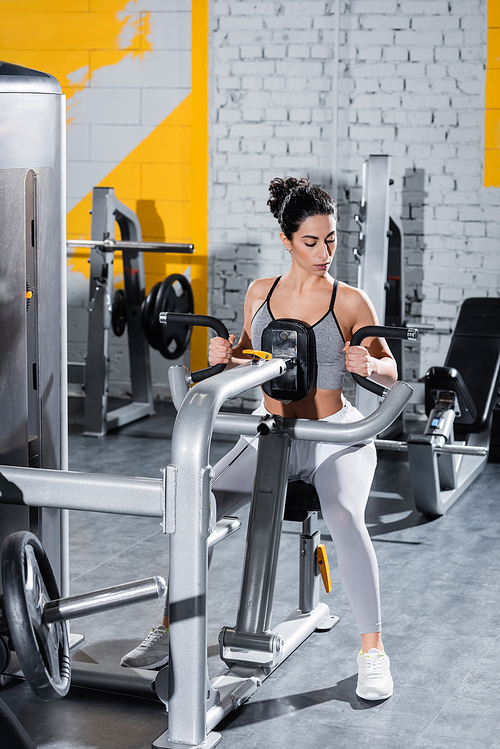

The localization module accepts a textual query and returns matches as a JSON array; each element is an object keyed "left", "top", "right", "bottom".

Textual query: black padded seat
[
  {"left": 284, "top": 480, "right": 321, "bottom": 522},
  {"left": 441, "top": 298, "right": 500, "bottom": 433}
]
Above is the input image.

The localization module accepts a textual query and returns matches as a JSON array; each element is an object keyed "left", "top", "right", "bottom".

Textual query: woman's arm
[
  {"left": 208, "top": 279, "right": 266, "bottom": 368},
  {"left": 342, "top": 287, "right": 398, "bottom": 388}
]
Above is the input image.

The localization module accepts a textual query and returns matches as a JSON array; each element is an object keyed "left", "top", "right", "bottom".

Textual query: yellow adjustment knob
[
  {"left": 316, "top": 544, "right": 332, "bottom": 593},
  {"left": 26, "top": 290, "right": 33, "bottom": 300},
  {"left": 242, "top": 349, "right": 272, "bottom": 360}
]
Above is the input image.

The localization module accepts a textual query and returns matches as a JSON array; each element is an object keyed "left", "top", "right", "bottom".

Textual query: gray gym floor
[{"left": 2, "top": 398, "right": 500, "bottom": 749}]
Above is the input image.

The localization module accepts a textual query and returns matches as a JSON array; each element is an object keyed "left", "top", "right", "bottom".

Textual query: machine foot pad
[{"left": 315, "top": 615, "right": 340, "bottom": 632}]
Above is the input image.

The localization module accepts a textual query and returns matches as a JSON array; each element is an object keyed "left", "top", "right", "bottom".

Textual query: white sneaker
[
  {"left": 356, "top": 648, "right": 393, "bottom": 700},
  {"left": 120, "top": 625, "right": 169, "bottom": 669}
]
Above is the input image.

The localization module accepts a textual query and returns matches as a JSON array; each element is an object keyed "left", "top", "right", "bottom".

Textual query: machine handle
[
  {"left": 349, "top": 325, "right": 419, "bottom": 397},
  {"left": 159, "top": 312, "right": 230, "bottom": 383}
]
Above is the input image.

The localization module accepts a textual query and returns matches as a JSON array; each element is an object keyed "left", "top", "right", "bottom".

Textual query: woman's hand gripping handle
[{"left": 209, "top": 334, "right": 237, "bottom": 367}]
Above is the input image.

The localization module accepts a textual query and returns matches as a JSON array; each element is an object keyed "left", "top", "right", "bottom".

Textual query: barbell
[{"left": 0, "top": 531, "right": 166, "bottom": 702}]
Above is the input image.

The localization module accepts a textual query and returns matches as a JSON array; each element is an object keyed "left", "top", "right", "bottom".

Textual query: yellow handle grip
[
  {"left": 242, "top": 349, "right": 272, "bottom": 361},
  {"left": 316, "top": 544, "right": 332, "bottom": 593}
]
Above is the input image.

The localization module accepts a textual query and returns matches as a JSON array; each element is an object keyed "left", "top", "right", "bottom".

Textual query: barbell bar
[
  {"left": 43, "top": 576, "right": 167, "bottom": 625},
  {"left": 374, "top": 439, "right": 488, "bottom": 457},
  {"left": 67, "top": 239, "right": 194, "bottom": 253}
]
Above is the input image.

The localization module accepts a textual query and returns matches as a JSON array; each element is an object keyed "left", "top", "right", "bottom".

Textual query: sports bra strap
[
  {"left": 266, "top": 276, "right": 281, "bottom": 301},
  {"left": 328, "top": 279, "right": 339, "bottom": 311}
]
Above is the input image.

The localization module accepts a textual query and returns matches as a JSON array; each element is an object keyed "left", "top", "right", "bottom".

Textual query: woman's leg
[
  {"left": 212, "top": 438, "right": 259, "bottom": 520},
  {"left": 312, "top": 444, "right": 380, "bottom": 640},
  {"left": 312, "top": 444, "right": 392, "bottom": 699}
]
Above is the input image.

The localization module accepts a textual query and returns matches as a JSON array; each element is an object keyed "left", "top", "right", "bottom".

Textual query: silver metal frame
[
  {"left": 354, "top": 156, "right": 392, "bottom": 418},
  {"left": 0, "top": 357, "right": 412, "bottom": 747},
  {"left": 406, "top": 417, "right": 490, "bottom": 518}
]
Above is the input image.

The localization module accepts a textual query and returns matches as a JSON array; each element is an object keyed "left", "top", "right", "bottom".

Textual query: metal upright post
[
  {"left": 298, "top": 514, "right": 320, "bottom": 615},
  {"left": 115, "top": 201, "right": 154, "bottom": 411},
  {"left": 153, "top": 359, "right": 286, "bottom": 749},
  {"left": 356, "top": 155, "right": 392, "bottom": 417},
  {"left": 83, "top": 187, "right": 155, "bottom": 435},
  {"left": 235, "top": 432, "right": 291, "bottom": 635},
  {"left": 83, "top": 187, "right": 117, "bottom": 436}
]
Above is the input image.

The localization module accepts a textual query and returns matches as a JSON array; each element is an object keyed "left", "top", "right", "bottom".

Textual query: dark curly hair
[{"left": 267, "top": 176, "right": 337, "bottom": 240}]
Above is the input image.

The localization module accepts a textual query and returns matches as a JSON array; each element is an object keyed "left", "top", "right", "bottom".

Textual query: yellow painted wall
[
  {"left": 0, "top": 0, "right": 209, "bottom": 372},
  {"left": 485, "top": 0, "right": 500, "bottom": 187}
]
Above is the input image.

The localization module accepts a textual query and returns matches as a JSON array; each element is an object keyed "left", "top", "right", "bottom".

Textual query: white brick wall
[
  {"left": 338, "top": 0, "right": 498, "bottom": 380},
  {"left": 208, "top": 0, "right": 499, "bottom": 407},
  {"left": 209, "top": 1, "right": 337, "bottom": 405}
]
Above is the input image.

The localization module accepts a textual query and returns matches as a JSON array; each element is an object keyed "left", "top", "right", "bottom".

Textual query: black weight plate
[
  {"left": 0, "top": 635, "right": 10, "bottom": 674},
  {"left": 111, "top": 289, "right": 127, "bottom": 337},
  {"left": 141, "top": 281, "right": 161, "bottom": 349},
  {"left": 1, "top": 532, "right": 70, "bottom": 702},
  {"left": 154, "top": 275, "right": 194, "bottom": 359}
]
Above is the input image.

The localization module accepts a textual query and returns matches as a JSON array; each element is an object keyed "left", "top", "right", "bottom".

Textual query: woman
[{"left": 122, "top": 177, "right": 396, "bottom": 701}]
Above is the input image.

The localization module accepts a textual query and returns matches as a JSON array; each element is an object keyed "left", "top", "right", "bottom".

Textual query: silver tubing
[
  {"left": 168, "top": 365, "right": 190, "bottom": 410},
  {"left": 374, "top": 439, "right": 408, "bottom": 451},
  {"left": 208, "top": 517, "right": 241, "bottom": 548},
  {"left": 0, "top": 466, "right": 163, "bottom": 517},
  {"left": 213, "top": 380, "right": 413, "bottom": 442},
  {"left": 59, "top": 94, "right": 70, "bottom": 600},
  {"left": 436, "top": 444, "right": 488, "bottom": 456},
  {"left": 374, "top": 439, "right": 488, "bottom": 457},
  {"left": 214, "top": 413, "right": 269, "bottom": 435},
  {"left": 43, "top": 576, "right": 167, "bottom": 624},
  {"left": 279, "top": 381, "right": 413, "bottom": 442},
  {"left": 166, "top": 359, "right": 286, "bottom": 746}
]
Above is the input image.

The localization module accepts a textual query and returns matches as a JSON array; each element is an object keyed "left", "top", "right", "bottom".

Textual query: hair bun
[
  {"left": 266, "top": 175, "right": 337, "bottom": 239},
  {"left": 267, "top": 176, "right": 311, "bottom": 219}
]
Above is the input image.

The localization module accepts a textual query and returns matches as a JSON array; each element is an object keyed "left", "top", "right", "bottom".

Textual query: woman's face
[{"left": 281, "top": 213, "right": 337, "bottom": 276}]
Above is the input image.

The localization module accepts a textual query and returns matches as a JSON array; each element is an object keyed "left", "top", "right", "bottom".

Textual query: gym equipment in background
[
  {"left": 374, "top": 297, "right": 500, "bottom": 517},
  {"left": 67, "top": 186, "right": 195, "bottom": 437},
  {"left": 352, "top": 155, "right": 408, "bottom": 423},
  {"left": 0, "top": 61, "right": 67, "bottom": 595}
]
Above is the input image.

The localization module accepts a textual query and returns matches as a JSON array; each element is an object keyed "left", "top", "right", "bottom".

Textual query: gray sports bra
[{"left": 251, "top": 276, "right": 347, "bottom": 390}]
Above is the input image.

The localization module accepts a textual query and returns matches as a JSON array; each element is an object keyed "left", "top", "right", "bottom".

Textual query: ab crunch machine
[{"left": 0, "top": 313, "right": 415, "bottom": 748}]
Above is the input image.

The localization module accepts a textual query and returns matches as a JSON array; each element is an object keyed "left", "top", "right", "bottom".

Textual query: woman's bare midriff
[{"left": 262, "top": 387, "right": 346, "bottom": 420}]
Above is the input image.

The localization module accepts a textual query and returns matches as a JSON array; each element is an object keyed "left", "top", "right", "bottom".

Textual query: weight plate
[
  {"left": 141, "top": 281, "right": 161, "bottom": 349},
  {"left": 0, "top": 635, "right": 10, "bottom": 674},
  {"left": 141, "top": 275, "right": 194, "bottom": 359},
  {"left": 1, "top": 532, "right": 70, "bottom": 702},
  {"left": 111, "top": 288, "right": 127, "bottom": 337}
]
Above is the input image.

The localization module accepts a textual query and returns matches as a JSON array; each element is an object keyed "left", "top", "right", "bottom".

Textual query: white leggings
[
  {"left": 164, "top": 402, "right": 381, "bottom": 635},
  {"left": 209, "top": 401, "right": 381, "bottom": 635}
]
